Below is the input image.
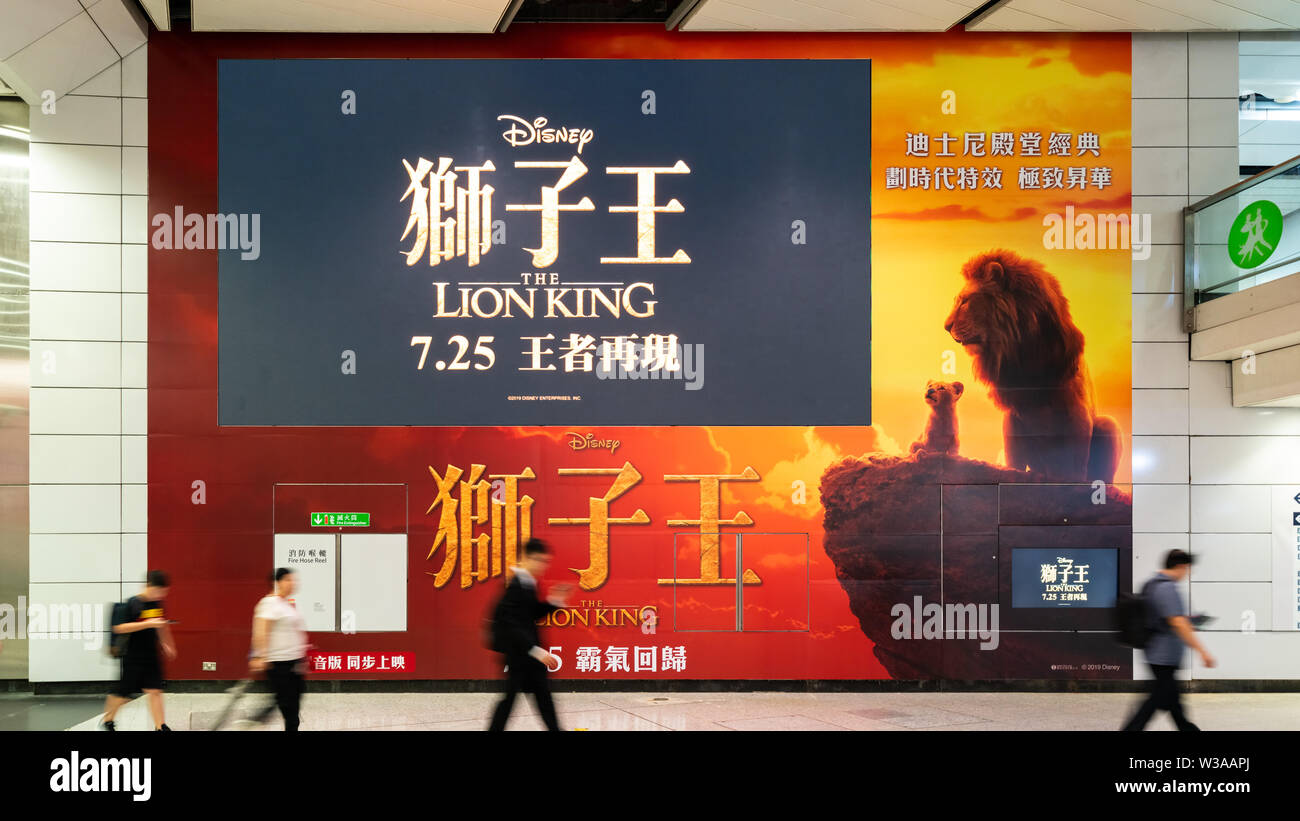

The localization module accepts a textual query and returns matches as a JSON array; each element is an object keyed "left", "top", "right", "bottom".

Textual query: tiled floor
[
  {"left": 0, "top": 694, "right": 107, "bottom": 731},
  {"left": 43, "top": 690, "right": 1300, "bottom": 731}
]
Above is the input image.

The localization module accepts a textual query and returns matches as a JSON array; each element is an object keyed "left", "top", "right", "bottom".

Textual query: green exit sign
[{"left": 311, "top": 512, "right": 370, "bottom": 527}]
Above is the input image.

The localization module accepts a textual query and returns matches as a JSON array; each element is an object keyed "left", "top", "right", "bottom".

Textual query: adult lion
[{"left": 943, "top": 249, "right": 1121, "bottom": 484}]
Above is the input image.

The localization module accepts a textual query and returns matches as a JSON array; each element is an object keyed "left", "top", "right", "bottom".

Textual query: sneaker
[
  {"left": 156, "top": 724, "right": 172, "bottom": 731},
  {"left": 100, "top": 720, "right": 115, "bottom": 732}
]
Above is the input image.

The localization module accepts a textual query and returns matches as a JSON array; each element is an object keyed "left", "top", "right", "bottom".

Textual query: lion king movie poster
[{"left": 151, "top": 29, "right": 1132, "bottom": 680}]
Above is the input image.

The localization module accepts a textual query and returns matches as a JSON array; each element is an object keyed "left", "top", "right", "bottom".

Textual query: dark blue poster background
[
  {"left": 1012, "top": 549, "right": 1119, "bottom": 609},
  {"left": 218, "top": 59, "right": 870, "bottom": 426}
]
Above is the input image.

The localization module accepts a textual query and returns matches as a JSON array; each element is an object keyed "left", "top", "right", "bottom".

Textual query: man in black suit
[{"left": 488, "top": 538, "right": 572, "bottom": 731}]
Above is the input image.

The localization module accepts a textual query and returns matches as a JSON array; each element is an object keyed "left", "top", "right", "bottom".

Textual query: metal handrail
[
  {"left": 1197, "top": 252, "right": 1300, "bottom": 295},
  {"left": 1187, "top": 151, "right": 1300, "bottom": 214}
]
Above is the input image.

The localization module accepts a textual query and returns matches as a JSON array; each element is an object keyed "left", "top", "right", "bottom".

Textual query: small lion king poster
[{"left": 152, "top": 29, "right": 1132, "bottom": 682}]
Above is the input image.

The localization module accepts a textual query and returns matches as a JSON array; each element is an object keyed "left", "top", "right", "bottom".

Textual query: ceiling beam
[
  {"left": 952, "top": 0, "right": 1010, "bottom": 30},
  {"left": 134, "top": 0, "right": 172, "bottom": 31},
  {"left": 496, "top": 0, "right": 525, "bottom": 32},
  {"left": 666, "top": 0, "right": 706, "bottom": 31}
]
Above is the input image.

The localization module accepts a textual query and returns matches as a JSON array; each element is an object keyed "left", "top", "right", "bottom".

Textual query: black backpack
[
  {"left": 1113, "top": 577, "right": 1166, "bottom": 648},
  {"left": 107, "top": 598, "right": 133, "bottom": 658},
  {"left": 485, "top": 585, "right": 508, "bottom": 653}
]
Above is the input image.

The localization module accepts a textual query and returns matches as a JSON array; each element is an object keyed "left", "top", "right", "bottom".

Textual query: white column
[{"left": 26, "top": 3, "right": 147, "bottom": 683}]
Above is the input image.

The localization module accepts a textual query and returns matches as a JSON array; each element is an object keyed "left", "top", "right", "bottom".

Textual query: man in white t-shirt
[{"left": 247, "top": 568, "right": 309, "bottom": 731}]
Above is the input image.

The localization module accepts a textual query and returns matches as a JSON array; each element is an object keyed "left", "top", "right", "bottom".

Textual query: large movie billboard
[
  {"left": 216, "top": 59, "right": 871, "bottom": 426},
  {"left": 150, "top": 29, "right": 1133, "bottom": 680}
]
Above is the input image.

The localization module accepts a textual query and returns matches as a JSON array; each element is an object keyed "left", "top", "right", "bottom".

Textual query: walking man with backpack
[
  {"left": 102, "top": 570, "right": 176, "bottom": 731},
  {"left": 1121, "top": 550, "right": 1215, "bottom": 731}
]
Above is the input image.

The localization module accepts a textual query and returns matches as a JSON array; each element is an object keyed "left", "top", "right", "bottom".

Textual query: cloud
[
  {"left": 868, "top": 424, "right": 905, "bottom": 457},
  {"left": 1046, "top": 194, "right": 1132, "bottom": 211},
  {"left": 877, "top": 34, "right": 1064, "bottom": 70},
  {"left": 1066, "top": 40, "right": 1131, "bottom": 78},
  {"left": 873, "top": 34, "right": 1127, "bottom": 80},
  {"left": 699, "top": 426, "right": 735, "bottom": 474},
  {"left": 875, "top": 204, "right": 1039, "bottom": 223},
  {"left": 674, "top": 596, "right": 738, "bottom": 615},
  {"left": 755, "top": 428, "right": 844, "bottom": 513},
  {"left": 758, "top": 552, "right": 806, "bottom": 570},
  {"left": 502, "top": 426, "right": 573, "bottom": 445}
]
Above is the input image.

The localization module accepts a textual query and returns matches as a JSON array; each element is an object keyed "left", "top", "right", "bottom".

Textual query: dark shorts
[{"left": 114, "top": 659, "right": 164, "bottom": 697}]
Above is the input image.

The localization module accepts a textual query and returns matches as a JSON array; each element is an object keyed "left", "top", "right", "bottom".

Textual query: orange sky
[{"left": 869, "top": 34, "right": 1132, "bottom": 484}]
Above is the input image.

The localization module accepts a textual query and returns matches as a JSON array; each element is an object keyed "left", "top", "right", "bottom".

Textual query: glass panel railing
[{"left": 1185, "top": 154, "right": 1300, "bottom": 318}]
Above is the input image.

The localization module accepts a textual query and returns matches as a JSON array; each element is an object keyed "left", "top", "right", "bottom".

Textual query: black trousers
[
  {"left": 488, "top": 654, "right": 559, "bottom": 732},
  {"left": 258, "top": 659, "right": 305, "bottom": 732},
  {"left": 1122, "top": 663, "right": 1199, "bottom": 731}
]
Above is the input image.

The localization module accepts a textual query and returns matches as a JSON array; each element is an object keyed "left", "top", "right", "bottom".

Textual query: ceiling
[
  {"left": 189, "top": 0, "right": 504, "bottom": 33},
  {"left": 972, "top": 0, "right": 1300, "bottom": 31},
  {"left": 135, "top": 0, "right": 1300, "bottom": 32},
  {"left": 683, "top": 0, "right": 984, "bottom": 31},
  {"left": 1241, "top": 34, "right": 1300, "bottom": 169},
  {"left": 0, "top": 1, "right": 147, "bottom": 103}
]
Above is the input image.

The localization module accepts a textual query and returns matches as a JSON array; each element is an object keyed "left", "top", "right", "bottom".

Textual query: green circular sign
[{"left": 1228, "top": 199, "right": 1284, "bottom": 269}]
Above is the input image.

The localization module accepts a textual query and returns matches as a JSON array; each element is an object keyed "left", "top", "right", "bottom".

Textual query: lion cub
[{"left": 910, "top": 380, "right": 964, "bottom": 456}]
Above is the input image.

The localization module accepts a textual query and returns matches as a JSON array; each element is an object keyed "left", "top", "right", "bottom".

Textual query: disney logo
[
  {"left": 566, "top": 432, "right": 620, "bottom": 454},
  {"left": 498, "top": 115, "right": 594, "bottom": 154}
]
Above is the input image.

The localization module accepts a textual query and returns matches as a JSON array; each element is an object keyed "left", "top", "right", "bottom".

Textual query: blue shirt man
[
  {"left": 1122, "top": 549, "right": 1216, "bottom": 731},
  {"left": 1144, "top": 575, "right": 1186, "bottom": 667}
]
